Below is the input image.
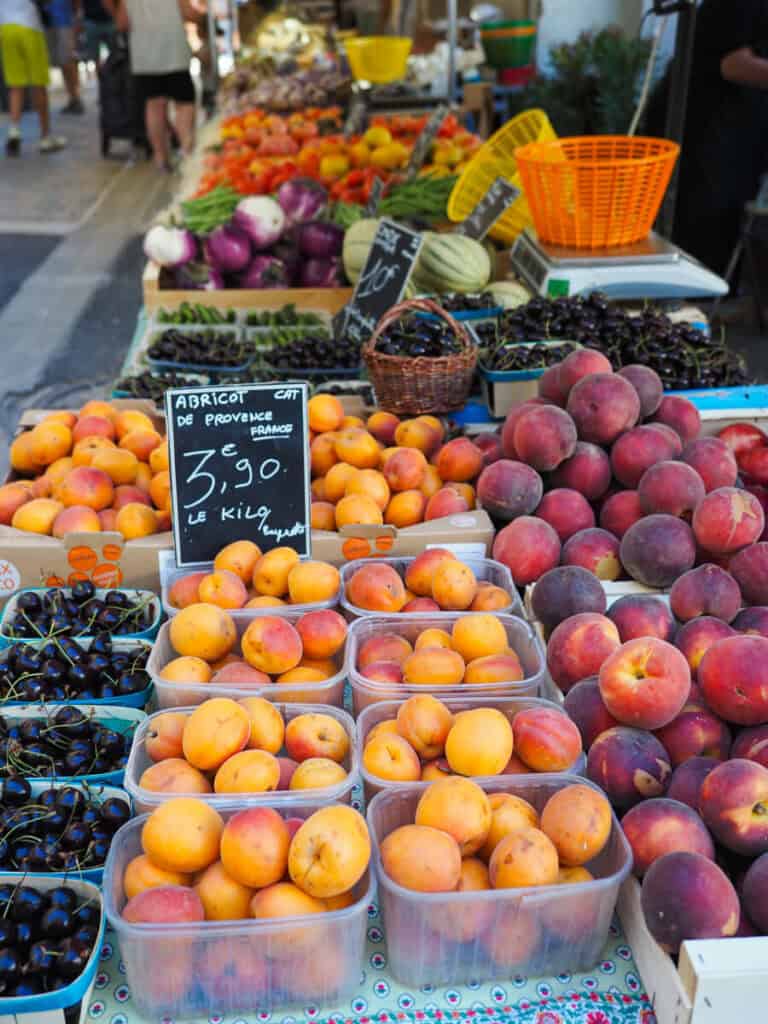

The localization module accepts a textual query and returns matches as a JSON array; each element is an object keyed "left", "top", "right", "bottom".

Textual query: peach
[
  {"left": 380, "top": 824, "right": 462, "bottom": 892},
  {"left": 513, "top": 405, "right": 577, "bottom": 472},
  {"left": 210, "top": 662, "right": 271, "bottom": 686},
  {"left": 277, "top": 758, "right": 299, "bottom": 790},
  {"left": 362, "top": 660, "right": 404, "bottom": 685},
  {"left": 538, "top": 362, "right": 567, "bottom": 404},
  {"left": 618, "top": 364, "right": 664, "bottom": 417},
  {"left": 732, "top": 725, "right": 768, "bottom": 769},
  {"left": 112, "top": 484, "right": 151, "bottom": 509},
  {"left": 394, "top": 418, "right": 442, "bottom": 455},
  {"left": 564, "top": 676, "right": 619, "bottom": 747},
  {"left": 194, "top": 860, "right": 254, "bottom": 920},
  {"left": 598, "top": 637, "right": 691, "bottom": 730},
  {"left": 546, "top": 612, "right": 621, "bottom": 694},
  {"left": 599, "top": 490, "right": 643, "bottom": 538},
  {"left": 670, "top": 564, "right": 741, "bottom": 623},
  {"left": 414, "top": 628, "right": 452, "bottom": 651},
  {"left": 139, "top": 759, "right": 213, "bottom": 795},
  {"left": 651, "top": 395, "right": 701, "bottom": 444},
  {"left": 492, "top": 516, "right": 561, "bottom": 585},
  {"left": 123, "top": 885, "right": 204, "bottom": 924},
  {"left": 56, "top": 465, "right": 114, "bottom": 511},
  {"left": 214, "top": 749, "right": 280, "bottom": 793},
  {"left": 141, "top": 798, "right": 223, "bottom": 873},
  {"left": 51, "top": 504, "right": 101, "bottom": 537},
  {"left": 540, "top": 783, "right": 613, "bottom": 866},
  {"left": 667, "top": 756, "right": 720, "bottom": 810},
  {"left": 11, "top": 497, "right": 62, "bottom": 535},
  {"left": 404, "top": 548, "right": 457, "bottom": 596},
  {"left": 444, "top": 707, "right": 513, "bottom": 776},
  {"left": 363, "top": 732, "right": 421, "bottom": 781},
  {"left": 220, "top": 806, "right": 290, "bottom": 888},
  {"left": 502, "top": 399, "right": 554, "bottom": 459},
  {"left": 289, "top": 757, "right": 348, "bottom": 789},
  {"left": 562, "top": 527, "right": 621, "bottom": 580},
  {"left": 741, "top": 853, "right": 768, "bottom": 933},
  {"left": 647, "top": 422, "right": 684, "bottom": 455},
  {"left": 236, "top": 697, "right": 284, "bottom": 753},
  {"left": 473, "top": 431, "right": 503, "bottom": 466},
  {"left": 638, "top": 460, "right": 705, "bottom": 519},
  {"left": 285, "top": 712, "right": 349, "bottom": 763},
  {"left": 295, "top": 609, "right": 347, "bottom": 660},
  {"left": 535, "top": 488, "right": 595, "bottom": 542},
  {"left": 436, "top": 437, "right": 484, "bottom": 482},
  {"left": 693, "top": 487, "right": 766, "bottom": 554},
  {"left": 451, "top": 613, "right": 507, "bottom": 662},
  {"left": 396, "top": 695, "right": 453, "bottom": 759},
  {"left": 551, "top": 441, "right": 612, "bottom": 501},
  {"left": 607, "top": 595, "right": 675, "bottom": 644},
  {"left": 311, "top": 434, "right": 338, "bottom": 477},
  {"left": 415, "top": 777, "right": 491, "bottom": 857},
  {"left": 620, "top": 514, "right": 697, "bottom": 587},
  {"left": 347, "top": 562, "right": 406, "bottom": 612},
  {"left": 253, "top": 546, "right": 300, "bottom": 597},
  {"left": 730, "top": 542, "right": 768, "bottom": 605},
  {"left": 717, "top": 422, "right": 768, "bottom": 456},
  {"left": 241, "top": 616, "right": 303, "bottom": 675},
  {"left": 586, "top": 727, "right": 671, "bottom": 808},
  {"left": 567, "top": 373, "right": 640, "bottom": 445},
  {"left": 182, "top": 697, "right": 251, "bottom": 771},
  {"left": 367, "top": 411, "right": 401, "bottom": 445},
  {"left": 481, "top": 793, "right": 539, "bottom": 860},
  {"left": 641, "top": 852, "right": 739, "bottom": 952},
  {"left": 463, "top": 652, "right": 524, "bottom": 684},
  {"left": 699, "top": 758, "right": 768, "bottom": 854},
  {"left": 476, "top": 459, "right": 543, "bottom": 521},
  {"left": 288, "top": 560, "right": 340, "bottom": 605},
  {"left": 654, "top": 695, "right": 731, "bottom": 763},
  {"left": 675, "top": 617, "right": 736, "bottom": 678},
  {"left": 383, "top": 448, "right": 428, "bottom": 492},
  {"left": 308, "top": 393, "right": 344, "bottom": 433},
  {"left": 146, "top": 712, "right": 187, "bottom": 761},
  {"left": 559, "top": 348, "right": 613, "bottom": 394},
  {"left": 213, "top": 540, "right": 262, "bottom": 583},
  {"left": 531, "top": 566, "right": 607, "bottom": 631},
  {"left": 611, "top": 425, "right": 679, "bottom": 489},
  {"left": 489, "top": 827, "right": 559, "bottom": 888},
  {"left": 512, "top": 707, "right": 582, "bottom": 771},
  {"left": 699, "top": 635, "right": 768, "bottom": 724},
  {"left": 739, "top": 447, "right": 768, "bottom": 485},
  {"left": 288, "top": 805, "right": 371, "bottom": 898},
  {"left": 358, "top": 633, "right": 413, "bottom": 669},
  {"left": 682, "top": 438, "right": 738, "bottom": 492},
  {"left": 424, "top": 486, "right": 469, "bottom": 521},
  {"left": 385, "top": 489, "right": 427, "bottom": 527},
  {"left": 198, "top": 569, "right": 248, "bottom": 610},
  {"left": 334, "top": 428, "right": 381, "bottom": 469},
  {"left": 169, "top": 602, "right": 237, "bottom": 662},
  {"left": 0, "top": 482, "right": 32, "bottom": 525},
  {"left": 402, "top": 647, "right": 465, "bottom": 686},
  {"left": 123, "top": 854, "right": 191, "bottom": 900}
]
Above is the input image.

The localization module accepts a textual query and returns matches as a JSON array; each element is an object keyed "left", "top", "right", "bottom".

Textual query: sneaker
[
  {"left": 5, "top": 135, "right": 20, "bottom": 157},
  {"left": 60, "top": 99, "right": 85, "bottom": 115},
  {"left": 40, "top": 136, "right": 68, "bottom": 154}
]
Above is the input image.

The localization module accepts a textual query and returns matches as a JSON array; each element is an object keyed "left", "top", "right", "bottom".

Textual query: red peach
[
  {"left": 534, "top": 488, "right": 595, "bottom": 542},
  {"left": 610, "top": 425, "right": 679, "bottom": 489},
  {"left": 717, "top": 422, "right": 768, "bottom": 456},
  {"left": 558, "top": 348, "right": 613, "bottom": 395},
  {"left": 538, "top": 363, "right": 567, "bottom": 405},
  {"left": 492, "top": 516, "right": 561, "bottom": 585},
  {"left": 550, "top": 441, "right": 612, "bottom": 501},
  {"left": 667, "top": 756, "right": 720, "bottom": 810},
  {"left": 622, "top": 798, "right": 715, "bottom": 876},
  {"left": 651, "top": 395, "right": 702, "bottom": 444},
  {"left": 733, "top": 606, "right": 768, "bottom": 637},
  {"left": 563, "top": 676, "right": 619, "bottom": 747},
  {"left": 731, "top": 725, "right": 768, "bottom": 769},
  {"left": 617, "top": 365, "right": 663, "bottom": 418},
  {"left": 598, "top": 638, "right": 691, "bottom": 730},
  {"left": 730, "top": 543, "right": 768, "bottom": 605},
  {"left": 693, "top": 488, "right": 766, "bottom": 554},
  {"left": 742, "top": 853, "right": 768, "bottom": 933},
  {"left": 501, "top": 399, "right": 549, "bottom": 459},
  {"left": 113, "top": 485, "right": 152, "bottom": 509},
  {"left": 586, "top": 726, "right": 671, "bottom": 808},
  {"left": 362, "top": 660, "right": 404, "bottom": 685},
  {"left": 675, "top": 617, "right": 736, "bottom": 678},
  {"left": 530, "top": 566, "right": 607, "bottom": 631},
  {"left": 670, "top": 564, "right": 742, "bottom": 623},
  {"left": 512, "top": 405, "right": 577, "bottom": 472},
  {"left": 738, "top": 447, "right": 768, "bottom": 485},
  {"left": 647, "top": 422, "right": 684, "bottom": 456},
  {"left": 435, "top": 438, "right": 484, "bottom": 483},
  {"left": 123, "top": 885, "right": 204, "bottom": 924},
  {"left": 654, "top": 706, "right": 731, "bottom": 766},
  {"left": 546, "top": 612, "right": 621, "bottom": 694},
  {"left": 599, "top": 490, "right": 643, "bottom": 539},
  {"left": 562, "top": 527, "right": 621, "bottom": 580},
  {"left": 424, "top": 487, "right": 469, "bottom": 521},
  {"left": 699, "top": 758, "right": 768, "bottom": 855},
  {"left": 620, "top": 514, "right": 697, "bottom": 587},
  {"left": 699, "top": 635, "right": 768, "bottom": 725},
  {"left": 476, "top": 460, "right": 543, "bottom": 521},
  {"left": 637, "top": 460, "right": 705, "bottom": 519},
  {"left": 566, "top": 373, "right": 641, "bottom": 445},
  {"left": 607, "top": 595, "right": 675, "bottom": 644},
  {"left": 473, "top": 432, "right": 503, "bottom": 465},
  {"left": 682, "top": 437, "right": 738, "bottom": 492}
]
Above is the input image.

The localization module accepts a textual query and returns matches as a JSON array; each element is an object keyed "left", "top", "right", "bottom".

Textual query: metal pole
[
  {"left": 207, "top": 3, "right": 219, "bottom": 91},
  {"left": 447, "top": 0, "right": 457, "bottom": 103},
  {"left": 657, "top": 0, "right": 697, "bottom": 238}
]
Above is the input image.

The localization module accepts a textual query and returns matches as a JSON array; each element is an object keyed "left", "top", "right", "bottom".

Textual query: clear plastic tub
[
  {"left": 346, "top": 612, "right": 545, "bottom": 716},
  {"left": 358, "top": 695, "right": 585, "bottom": 801},
  {"left": 340, "top": 556, "right": 523, "bottom": 620},
  {"left": 125, "top": 702, "right": 359, "bottom": 813},
  {"left": 367, "top": 775, "right": 632, "bottom": 987},
  {"left": 0, "top": 587, "right": 162, "bottom": 646},
  {"left": 160, "top": 551, "right": 341, "bottom": 624},
  {"left": 103, "top": 807, "right": 375, "bottom": 1019},
  {"left": 148, "top": 616, "right": 346, "bottom": 709}
]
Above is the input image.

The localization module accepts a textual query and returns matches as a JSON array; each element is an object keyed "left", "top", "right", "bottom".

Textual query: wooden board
[{"left": 143, "top": 261, "right": 353, "bottom": 314}]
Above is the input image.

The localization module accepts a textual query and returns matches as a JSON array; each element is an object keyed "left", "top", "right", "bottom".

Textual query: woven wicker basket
[{"left": 362, "top": 299, "right": 477, "bottom": 415}]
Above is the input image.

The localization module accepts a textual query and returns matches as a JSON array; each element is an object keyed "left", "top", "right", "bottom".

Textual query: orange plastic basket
[{"left": 515, "top": 136, "right": 680, "bottom": 249}]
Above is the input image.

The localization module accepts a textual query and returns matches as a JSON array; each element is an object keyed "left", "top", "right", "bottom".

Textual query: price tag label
[
  {"left": 406, "top": 104, "right": 449, "bottom": 180},
  {"left": 365, "top": 176, "right": 385, "bottom": 216},
  {"left": 333, "top": 218, "right": 423, "bottom": 342},
  {"left": 344, "top": 94, "right": 367, "bottom": 138},
  {"left": 455, "top": 176, "right": 521, "bottom": 240},
  {"left": 165, "top": 382, "right": 311, "bottom": 566}
]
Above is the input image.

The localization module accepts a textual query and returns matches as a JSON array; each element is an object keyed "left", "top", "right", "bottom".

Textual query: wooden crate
[{"left": 142, "top": 261, "right": 353, "bottom": 314}]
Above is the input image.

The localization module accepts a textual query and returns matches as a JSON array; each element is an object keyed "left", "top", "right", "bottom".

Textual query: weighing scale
[{"left": 511, "top": 229, "right": 729, "bottom": 300}]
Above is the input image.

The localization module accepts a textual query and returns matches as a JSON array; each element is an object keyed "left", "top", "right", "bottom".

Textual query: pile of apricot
[
  {"left": 1, "top": 401, "right": 171, "bottom": 539},
  {"left": 169, "top": 541, "right": 340, "bottom": 611},
  {"left": 363, "top": 695, "right": 582, "bottom": 783},
  {"left": 139, "top": 700, "right": 351, "bottom": 796}
]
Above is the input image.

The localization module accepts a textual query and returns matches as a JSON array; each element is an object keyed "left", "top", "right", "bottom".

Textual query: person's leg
[
  {"left": 6, "top": 87, "right": 23, "bottom": 154},
  {"left": 59, "top": 29, "right": 84, "bottom": 112},
  {"left": 30, "top": 30, "right": 66, "bottom": 152},
  {"left": 31, "top": 86, "right": 50, "bottom": 139},
  {"left": 61, "top": 60, "right": 82, "bottom": 103},
  {"left": 145, "top": 96, "right": 170, "bottom": 168},
  {"left": 174, "top": 102, "right": 196, "bottom": 154}
]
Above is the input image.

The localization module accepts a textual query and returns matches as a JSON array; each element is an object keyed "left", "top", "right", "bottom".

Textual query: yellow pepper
[
  {"left": 364, "top": 125, "right": 392, "bottom": 147},
  {"left": 320, "top": 153, "right": 350, "bottom": 178},
  {"left": 370, "top": 141, "right": 409, "bottom": 170}
]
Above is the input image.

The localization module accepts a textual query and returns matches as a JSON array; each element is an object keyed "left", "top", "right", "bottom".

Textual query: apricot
[
  {"left": 241, "top": 616, "right": 303, "bottom": 674},
  {"left": 483, "top": 910, "right": 541, "bottom": 970},
  {"left": 123, "top": 854, "right": 191, "bottom": 901},
  {"left": 432, "top": 560, "right": 477, "bottom": 611},
  {"left": 288, "top": 805, "right": 371, "bottom": 898},
  {"left": 367, "top": 410, "right": 401, "bottom": 445},
  {"left": 383, "top": 448, "right": 428, "bottom": 491},
  {"left": 115, "top": 502, "right": 158, "bottom": 539},
  {"left": 489, "top": 827, "right": 559, "bottom": 888},
  {"left": 425, "top": 486, "right": 470, "bottom": 521},
  {"left": 169, "top": 603, "right": 237, "bottom": 662},
  {"left": 56, "top": 465, "right": 114, "bottom": 511},
  {"left": 414, "top": 628, "right": 452, "bottom": 651},
  {"left": 285, "top": 711, "right": 349, "bottom": 763},
  {"left": 311, "top": 476, "right": 327, "bottom": 501},
  {"left": 28, "top": 421, "right": 72, "bottom": 466},
  {"left": 361, "top": 660, "right": 403, "bottom": 685},
  {"left": 324, "top": 461, "right": 358, "bottom": 503},
  {"left": 404, "top": 548, "right": 456, "bottom": 596},
  {"left": 345, "top": 468, "right": 390, "bottom": 511},
  {"left": 445, "top": 708, "right": 514, "bottom": 777},
  {"left": 311, "top": 501, "right": 336, "bottom": 531},
  {"left": 122, "top": 885, "right": 204, "bottom": 926},
  {"left": 334, "top": 493, "right": 383, "bottom": 528},
  {"left": 112, "top": 484, "right": 151, "bottom": 509},
  {"left": 0, "top": 482, "right": 32, "bottom": 525},
  {"left": 198, "top": 569, "right": 248, "bottom": 610},
  {"left": 98, "top": 509, "right": 117, "bottom": 531},
  {"left": 363, "top": 732, "right": 421, "bottom": 781},
  {"left": 422, "top": 758, "right": 454, "bottom": 781},
  {"left": 141, "top": 797, "right": 223, "bottom": 873},
  {"left": 334, "top": 428, "right": 381, "bottom": 469},
  {"left": 182, "top": 698, "right": 251, "bottom": 771},
  {"left": 139, "top": 759, "right": 213, "bottom": 795},
  {"left": 464, "top": 653, "right": 525, "bottom": 684},
  {"left": 419, "top": 464, "right": 443, "bottom": 499},
  {"left": 310, "top": 435, "right": 339, "bottom": 477},
  {"left": 119, "top": 428, "right": 163, "bottom": 463},
  {"left": 415, "top": 777, "right": 492, "bottom": 855},
  {"left": 471, "top": 584, "right": 511, "bottom": 612},
  {"left": 9, "top": 432, "right": 44, "bottom": 476},
  {"left": 245, "top": 595, "right": 285, "bottom": 609},
  {"left": 481, "top": 793, "right": 539, "bottom": 860},
  {"left": 214, "top": 749, "right": 280, "bottom": 793},
  {"left": 149, "top": 438, "right": 169, "bottom": 474},
  {"left": 146, "top": 712, "right": 187, "bottom": 761},
  {"left": 451, "top": 614, "right": 507, "bottom": 662},
  {"left": 12, "top": 498, "right": 63, "bottom": 535},
  {"left": 148, "top": 470, "right": 171, "bottom": 512},
  {"left": 91, "top": 447, "right": 138, "bottom": 486},
  {"left": 294, "top": 610, "right": 346, "bottom": 661},
  {"left": 79, "top": 399, "right": 118, "bottom": 424},
  {"left": 115, "top": 409, "right": 155, "bottom": 439},
  {"left": 436, "top": 438, "right": 484, "bottom": 482},
  {"left": 347, "top": 563, "right": 406, "bottom": 612},
  {"left": 253, "top": 546, "right": 300, "bottom": 597},
  {"left": 277, "top": 666, "right": 331, "bottom": 685},
  {"left": 358, "top": 633, "right": 413, "bottom": 668},
  {"left": 194, "top": 860, "right": 254, "bottom": 920},
  {"left": 381, "top": 824, "right": 462, "bottom": 892},
  {"left": 289, "top": 757, "right": 348, "bottom": 790},
  {"left": 396, "top": 695, "right": 453, "bottom": 759},
  {"left": 70, "top": 435, "right": 116, "bottom": 468},
  {"left": 238, "top": 697, "right": 285, "bottom": 753},
  {"left": 402, "top": 648, "right": 465, "bottom": 686},
  {"left": 394, "top": 418, "right": 441, "bottom": 454},
  {"left": 52, "top": 505, "right": 100, "bottom": 538},
  {"left": 385, "top": 490, "right": 427, "bottom": 528},
  {"left": 168, "top": 572, "right": 206, "bottom": 609},
  {"left": 308, "top": 393, "right": 344, "bottom": 433},
  {"left": 220, "top": 806, "right": 290, "bottom": 888},
  {"left": 540, "top": 784, "right": 612, "bottom": 866},
  {"left": 42, "top": 410, "right": 77, "bottom": 429},
  {"left": 431, "top": 857, "right": 492, "bottom": 943},
  {"left": 288, "top": 560, "right": 340, "bottom": 604},
  {"left": 249, "top": 880, "right": 325, "bottom": 930}
]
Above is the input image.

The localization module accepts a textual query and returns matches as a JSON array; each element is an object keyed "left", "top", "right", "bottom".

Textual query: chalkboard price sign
[
  {"left": 406, "top": 104, "right": 449, "bottom": 180},
  {"left": 334, "top": 218, "right": 423, "bottom": 342},
  {"left": 455, "top": 176, "right": 521, "bottom": 240},
  {"left": 365, "top": 175, "right": 385, "bottom": 216},
  {"left": 165, "top": 382, "right": 311, "bottom": 566}
]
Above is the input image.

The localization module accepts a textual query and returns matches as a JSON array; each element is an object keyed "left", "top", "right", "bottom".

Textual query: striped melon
[{"left": 412, "top": 233, "right": 491, "bottom": 294}]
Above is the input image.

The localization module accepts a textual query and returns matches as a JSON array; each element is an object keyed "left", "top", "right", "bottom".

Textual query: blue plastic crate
[{"left": 666, "top": 385, "right": 768, "bottom": 410}]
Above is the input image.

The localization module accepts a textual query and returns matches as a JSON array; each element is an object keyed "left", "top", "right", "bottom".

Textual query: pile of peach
[
  {"left": 1, "top": 401, "right": 172, "bottom": 539},
  {"left": 169, "top": 541, "right": 340, "bottom": 612},
  {"left": 345, "top": 548, "right": 513, "bottom": 614},
  {"left": 362, "top": 695, "right": 582, "bottom": 784},
  {"left": 354, "top": 614, "right": 524, "bottom": 689},
  {"left": 307, "top": 393, "right": 500, "bottom": 533},
  {"left": 138, "top": 700, "right": 351, "bottom": 797},
  {"left": 476, "top": 348, "right": 768, "bottom": 590},
  {"left": 161, "top": 605, "right": 347, "bottom": 689}
]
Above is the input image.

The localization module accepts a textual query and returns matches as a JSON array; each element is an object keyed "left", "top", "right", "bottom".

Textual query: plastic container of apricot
[
  {"left": 125, "top": 702, "right": 360, "bottom": 813},
  {"left": 147, "top": 615, "right": 346, "bottom": 710},
  {"left": 103, "top": 807, "right": 375, "bottom": 1018},
  {"left": 357, "top": 695, "right": 585, "bottom": 802},
  {"left": 339, "top": 556, "right": 523, "bottom": 620},
  {"left": 346, "top": 613, "right": 546, "bottom": 716},
  {"left": 367, "top": 775, "right": 632, "bottom": 987}
]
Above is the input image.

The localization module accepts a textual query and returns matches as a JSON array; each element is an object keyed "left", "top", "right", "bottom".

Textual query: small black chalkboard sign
[
  {"left": 165, "top": 382, "right": 311, "bottom": 566},
  {"left": 333, "top": 218, "right": 423, "bottom": 342},
  {"left": 406, "top": 104, "right": 449, "bottom": 180},
  {"left": 455, "top": 176, "right": 521, "bottom": 240}
]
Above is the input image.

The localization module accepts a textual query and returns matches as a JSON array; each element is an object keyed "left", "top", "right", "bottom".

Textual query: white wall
[{"left": 536, "top": 0, "right": 645, "bottom": 68}]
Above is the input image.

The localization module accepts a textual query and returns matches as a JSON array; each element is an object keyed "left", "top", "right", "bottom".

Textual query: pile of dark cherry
[
  {"left": 4, "top": 583, "right": 155, "bottom": 641},
  {"left": 0, "top": 706, "right": 131, "bottom": 778}
]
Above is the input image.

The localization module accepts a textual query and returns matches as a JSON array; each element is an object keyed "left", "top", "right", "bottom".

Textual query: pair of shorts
[
  {"left": 45, "top": 24, "right": 75, "bottom": 67},
  {"left": 133, "top": 69, "right": 195, "bottom": 104},
  {"left": 0, "top": 24, "right": 50, "bottom": 87}
]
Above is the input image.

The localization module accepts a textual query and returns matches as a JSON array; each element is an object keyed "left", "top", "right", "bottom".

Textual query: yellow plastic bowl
[{"left": 345, "top": 36, "right": 412, "bottom": 84}]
